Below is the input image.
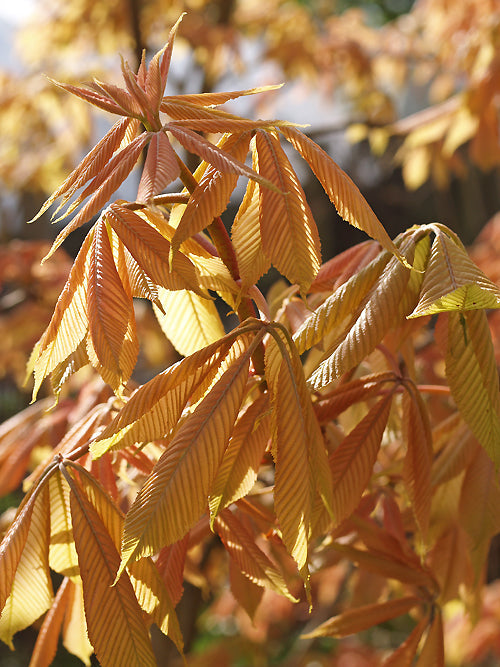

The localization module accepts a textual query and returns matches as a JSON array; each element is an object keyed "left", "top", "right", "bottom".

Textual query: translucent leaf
[
  {"left": 161, "top": 85, "right": 283, "bottom": 109},
  {"left": 62, "top": 580, "right": 93, "bottom": 666},
  {"left": 232, "top": 175, "right": 270, "bottom": 291},
  {"left": 303, "top": 596, "right": 420, "bottom": 638},
  {"left": 29, "top": 577, "right": 71, "bottom": 667},
  {"left": 0, "top": 484, "right": 53, "bottom": 649},
  {"left": 435, "top": 310, "right": 500, "bottom": 466},
  {"left": 155, "top": 535, "right": 189, "bottom": 607},
  {"left": 91, "top": 333, "right": 240, "bottom": 457},
  {"left": 402, "top": 385, "right": 433, "bottom": 538},
  {"left": 409, "top": 229, "right": 500, "bottom": 317},
  {"left": 154, "top": 287, "right": 225, "bottom": 357},
  {"left": 416, "top": 609, "right": 444, "bottom": 667},
  {"left": 137, "top": 131, "right": 179, "bottom": 202},
  {"left": 382, "top": 617, "right": 428, "bottom": 666},
  {"left": 255, "top": 130, "right": 321, "bottom": 295},
  {"left": 70, "top": 476, "right": 157, "bottom": 667},
  {"left": 209, "top": 394, "right": 270, "bottom": 521},
  {"left": 86, "top": 219, "right": 138, "bottom": 393},
  {"left": 48, "top": 472, "right": 79, "bottom": 580},
  {"left": 30, "top": 230, "right": 93, "bottom": 401},
  {"left": 215, "top": 509, "right": 296, "bottom": 600},
  {"left": 328, "top": 392, "right": 394, "bottom": 528},
  {"left": 280, "top": 126, "right": 409, "bottom": 265},
  {"left": 118, "top": 334, "right": 258, "bottom": 572}
]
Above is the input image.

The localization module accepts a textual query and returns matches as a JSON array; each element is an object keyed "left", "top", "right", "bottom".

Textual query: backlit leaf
[
  {"left": 137, "top": 131, "right": 179, "bottom": 202},
  {"left": 416, "top": 608, "right": 444, "bottom": 667},
  {"left": 280, "top": 126, "right": 409, "bottom": 265},
  {"left": 382, "top": 617, "right": 428, "bottom": 666},
  {"left": 29, "top": 577, "right": 71, "bottom": 667},
  {"left": 409, "top": 228, "right": 500, "bottom": 317},
  {"left": 48, "top": 472, "right": 79, "bottom": 580},
  {"left": 154, "top": 287, "right": 225, "bottom": 357},
  {"left": 255, "top": 130, "right": 321, "bottom": 294},
  {"left": 435, "top": 310, "right": 500, "bottom": 466},
  {"left": 118, "top": 333, "right": 260, "bottom": 572},
  {"left": 62, "top": 580, "right": 93, "bottom": 666},
  {"left": 69, "top": 475, "right": 157, "bottom": 667},
  {"left": 303, "top": 596, "right": 420, "bottom": 638},
  {"left": 0, "top": 484, "right": 53, "bottom": 649}
]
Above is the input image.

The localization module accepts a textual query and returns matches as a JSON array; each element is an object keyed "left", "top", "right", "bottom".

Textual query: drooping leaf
[
  {"left": 86, "top": 219, "right": 138, "bottom": 393},
  {"left": 91, "top": 331, "right": 242, "bottom": 457},
  {"left": 254, "top": 130, "right": 321, "bottom": 295},
  {"left": 415, "top": 608, "right": 444, "bottom": 667},
  {"left": 153, "top": 287, "right": 225, "bottom": 357},
  {"left": 209, "top": 394, "right": 270, "bottom": 521},
  {"left": 61, "top": 580, "right": 93, "bottom": 666},
  {"left": 302, "top": 596, "right": 420, "bottom": 638},
  {"left": 137, "top": 131, "right": 180, "bottom": 202},
  {"left": 215, "top": 509, "right": 296, "bottom": 601},
  {"left": 228, "top": 559, "right": 264, "bottom": 622},
  {"left": 171, "top": 132, "right": 252, "bottom": 254},
  {"left": 155, "top": 535, "right": 190, "bottom": 607},
  {"left": 435, "top": 310, "right": 500, "bottom": 466},
  {"left": 402, "top": 384, "right": 433, "bottom": 538},
  {"left": 409, "top": 227, "right": 500, "bottom": 317},
  {"left": 231, "top": 174, "right": 270, "bottom": 291},
  {"left": 280, "top": 126, "right": 410, "bottom": 265},
  {"left": 382, "top": 617, "right": 428, "bottom": 667},
  {"left": 48, "top": 472, "right": 79, "bottom": 580},
  {"left": 328, "top": 391, "right": 395, "bottom": 528},
  {"left": 30, "top": 230, "right": 93, "bottom": 401},
  {"left": 29, "top": 577, "right": 71, "bottom": 667},
  {"left": 105, "top": 204, "right": 204, "bottom": 296},
  {"left": 118, "top": 333, "right": 261, "bottom": 573},
  {"left": 307, "top": 238, "right": 415, "bottom": 390},
  {"left": 69, "top": 473, "right": 157, "bottom": 667},
  {"left": 0, "top": 484, "right": 53, "bottom": 649}
]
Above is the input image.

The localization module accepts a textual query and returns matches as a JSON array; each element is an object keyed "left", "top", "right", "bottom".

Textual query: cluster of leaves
[{"left": 1, "top": 16, "right": 500, "bottom": 666}]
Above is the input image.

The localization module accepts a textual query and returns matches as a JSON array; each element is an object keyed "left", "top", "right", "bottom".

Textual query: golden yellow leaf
[
  {"left": 215, "top": 509, "right": 296, "bottom": 601},
  {"left": 69, "top": 474, "right": 157, "bottom": 667},
  {"left": 409, "top": 228, "right": 500, "bottom": 317},
  {"left": 209, "top": 394, "right": 270, "bottom": 522},
  {"left": 154, "top": 287, "right": 225, "bottom": 356},
  {"left": 435, "top": 310, "right": 500, "bottom": 466},
  {"left": 62, "top": 579, "right": 93, "bottom": 666},
  {"left": 86, "top": 219, "right": 138, "bottom": 393},
  {"left": 255, "top": 130, "right": 321, "bottom": 295},
  {"left": 280, "top": 126, "right": 409, "bottom": 265},
  {"left": 0, "top": 484, "right": 53, "bottom": 649},
  {"left": 48, "top": 472, "right": 79, "bottom": 580},
  {"left": 30, "top": 230, "right": 93, "bottom": 401},
  {"left": 118, "top": 333, "right": 261, "bottom": 572},
  {"left": 303, "top": 596, "right": 420, "bottom": 638}
]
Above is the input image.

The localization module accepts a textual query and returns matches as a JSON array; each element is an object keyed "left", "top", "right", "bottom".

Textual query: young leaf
[
  {"left": 435, "top": 310, "right": 500, "bottom": 466},
  {"left": 69, "top": 474, "right": 157, "bottom": 667},
  {"left": 254, "top": 130, "right": 321, "bottom": 295},
  {"left": 0, "top": 484, "right": 53, "bottom": 649},
  {"left": 416, "top": 608, "right": 444, "bottom": 667},
  {"left": 137, "top": 130, "right": 180, "bottom": 202},
  {"left": 409, "top": 228, "right": 500, "bottom": 317},
  {"left": 118, "top": 333, "right": 261, "bottom": 573},
  {"left": 209, "top": 394, "right": 270, "bottom": 521},
  {"left": 86, "top": 219, "right": 138, "bottom": 393},
  {"left": 215, "top": 509, "right": 297, "bottom": 601},
  {"left": 280, "top": 126, "right": 410, "bottom": 265},
  {"left": 382, "top": 617, "right": 428, "bottom": 666},
  {"left": 303, "top": 596, "right": 420, "bottom": 638},
  {"left": 153, "top": 287, "right": 225, "bottom": 357}
]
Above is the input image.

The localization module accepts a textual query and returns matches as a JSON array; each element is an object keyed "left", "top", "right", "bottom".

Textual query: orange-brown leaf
[
  {"left": 29, "top": 577, "right": 71, "bottom": 667},
  {"left": 137, "top": 131, "right": 179, "bottom": 202}
]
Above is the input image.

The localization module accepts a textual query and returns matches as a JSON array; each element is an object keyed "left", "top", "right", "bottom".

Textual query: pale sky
[{"left": 0, "top": 0, "right": 34, "bottom": 25}]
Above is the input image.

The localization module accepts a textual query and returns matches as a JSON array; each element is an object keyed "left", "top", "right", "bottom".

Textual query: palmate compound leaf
[
  {"left": 170, "top": 132, "right": 252, "bottom": 255},
  {"left": 254, "top": 130, "right": 321, "bottom": 295},
  {"left": 153, "top": 287, "right": 225, "bottom": 357},
  {"left": 302, "top": 596, "right": 420, "bottom": 639},
  {"left": 86, "top": 218, "right": 138, "bottom": 394},
  {"left": 264, "top": 326, "right": 333, "bottom": 578},
  {"left": 0, "top": 482, "right": 53, "bottom": 649},
  {"left": 306, "top": 233, "right": 418, "bottom": 390},
  {"left": 279, "top": 126, "right": 411, "bottom": 267},
  {"left": 409, "top": 225, "right": 500, "bottom": 317},
  {"left": 214, "top": 509, "right": 297, "bottom": 602},
  {"left": 435, "top": 310, "right": 500, "bottom": 467},
  {"left": 90, "top": 328, "right": 249, "bottom": 458},
  {"left": 29, "top": 229, "right": 93, "bottom": 401},
  {"left": 67, "top": 469, "right": 158, "bottom": 667},
  {"left": 117, "top": 331, "right": 264, "bottom": 575}
]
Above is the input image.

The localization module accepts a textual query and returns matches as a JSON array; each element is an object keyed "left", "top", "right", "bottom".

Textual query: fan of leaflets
[{"left": 2, "top": 13, "right": 500, "bottom": 667}]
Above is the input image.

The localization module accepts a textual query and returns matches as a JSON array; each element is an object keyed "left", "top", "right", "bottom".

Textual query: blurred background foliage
[{"left": 1, "top": 2, "right": 500, "bottom": 663}]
